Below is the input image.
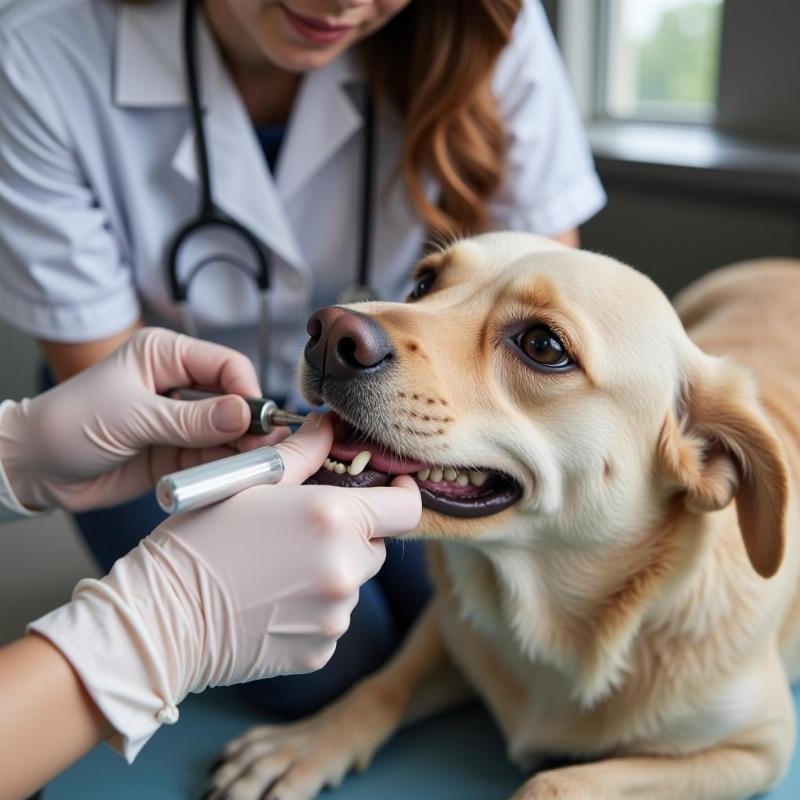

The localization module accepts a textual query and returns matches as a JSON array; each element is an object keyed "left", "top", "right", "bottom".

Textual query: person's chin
[{"left": 265, "top": 41, "right": 349, "bottom": 73}]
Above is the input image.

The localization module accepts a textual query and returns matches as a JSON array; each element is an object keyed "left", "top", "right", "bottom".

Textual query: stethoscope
[{"left": 168, "top": 0, "right": 377, "bottom": 394}]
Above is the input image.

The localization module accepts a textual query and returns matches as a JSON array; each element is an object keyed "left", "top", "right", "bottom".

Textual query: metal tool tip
[{"left": 270, "top": 410, "right": 307, "bottom": 426}]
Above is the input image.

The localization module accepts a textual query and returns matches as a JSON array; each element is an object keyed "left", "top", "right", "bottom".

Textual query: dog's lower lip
[
  {"left": 416, "top": 478, "right": 522, "bottom": 517},
  {"left": 302, "top": 415, "right": 523, "bottom": 518}
]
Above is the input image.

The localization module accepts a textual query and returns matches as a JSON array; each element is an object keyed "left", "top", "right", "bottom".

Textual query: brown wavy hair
[
  {"left": 362, "top": 0, "right": 521, "bottom": 238},
  {"left": 121, "top": 0, "right": 522, "bottom": 238}
]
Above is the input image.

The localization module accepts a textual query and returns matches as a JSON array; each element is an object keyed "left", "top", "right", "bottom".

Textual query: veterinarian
[
  {"left": 0, "top": 328, "right": 421, "bottom": 800},
  {"left": 0, "top": 0, "right": 605, "bottom": 714}
]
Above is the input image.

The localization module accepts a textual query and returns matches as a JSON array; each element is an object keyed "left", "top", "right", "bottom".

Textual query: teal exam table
[{"left": 46, "top": 684, "right": 800, "bottom": 799}]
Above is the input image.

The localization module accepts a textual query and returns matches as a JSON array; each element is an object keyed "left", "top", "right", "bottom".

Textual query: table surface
[{"left": 45, "top": 683, "right": 800, "bottom": 799}]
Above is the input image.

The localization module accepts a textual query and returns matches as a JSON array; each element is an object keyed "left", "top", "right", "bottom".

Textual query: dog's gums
[{"left": 303, "top": 415, "right": 522, "bottom": 517}]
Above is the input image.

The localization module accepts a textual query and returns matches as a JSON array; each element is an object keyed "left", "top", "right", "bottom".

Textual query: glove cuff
[{"left": 28, "top": 542, "right": 196, "bottom": 762}]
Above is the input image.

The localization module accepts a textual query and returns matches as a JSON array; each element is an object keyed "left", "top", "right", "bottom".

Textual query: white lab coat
[{"left": 0, "top": 0, "right": 605, "bottom": 397}]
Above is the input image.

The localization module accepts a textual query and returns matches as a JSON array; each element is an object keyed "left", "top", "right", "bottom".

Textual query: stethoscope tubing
[{"left": 168, "top": 0, "right": 377, "bottom": 396}]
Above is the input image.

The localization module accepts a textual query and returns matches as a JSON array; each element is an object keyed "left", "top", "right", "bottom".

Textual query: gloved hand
[
  {"left": 29, "top": 415, "right": 422, "bottom": 760},
  {"left": 0, "top": 327, "right": 279, "bottom": 513}
]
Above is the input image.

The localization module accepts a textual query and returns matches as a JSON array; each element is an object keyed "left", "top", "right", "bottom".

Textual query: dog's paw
[
  {"left": 204, "top": 678, "right": 407, "bottom": 800},
  {"left": 204, "top": 714, "right": 360, "bottom": 800},
  {"left": 510, "top": 768, "right": 599, "bottom": 800}
]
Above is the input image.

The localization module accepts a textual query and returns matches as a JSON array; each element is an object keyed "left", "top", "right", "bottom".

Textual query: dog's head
[{"left": 300, "top": 232, "right": 788, "bottom": 577}]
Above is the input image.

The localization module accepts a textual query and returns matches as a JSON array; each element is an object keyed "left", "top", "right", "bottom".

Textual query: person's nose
[{"left": 304, "top": 307, "right": 394, "bottom": 379}]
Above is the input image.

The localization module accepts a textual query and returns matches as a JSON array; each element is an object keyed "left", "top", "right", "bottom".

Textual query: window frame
[
  {"left": 559, "top": 0, "right": 723, "bottom": 127},
  {"left": 557, "top": 0, "right": 800, "bottom": 143},
  {"left": 553, "top": 0, "right": 800, "bottom": 203}
]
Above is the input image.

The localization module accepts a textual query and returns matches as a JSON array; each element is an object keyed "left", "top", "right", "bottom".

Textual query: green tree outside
[{"left": 637, "top": 0, "right": 723, "bottom": 110}]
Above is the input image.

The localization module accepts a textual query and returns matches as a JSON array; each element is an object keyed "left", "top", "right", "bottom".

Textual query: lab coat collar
[
  {"left": 114, "top": 1, "right": 198, "bottom": 109},
  {"left": 114, "top": 4, "right": 368, "bottom": 271},
  {"left": 276, "top": 52, "right": 365, "bottom": 203}
]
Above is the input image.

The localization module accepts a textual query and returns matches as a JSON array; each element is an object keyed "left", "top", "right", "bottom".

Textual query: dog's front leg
[
  {"left": 511, "top": 736, "right": 791, "bottom": 800},
  {"left": 511, "top": 652, "right": 795, "bottom": 800},
  {"left": 206, "top": 603, "right": 471, "bottom": 800}
]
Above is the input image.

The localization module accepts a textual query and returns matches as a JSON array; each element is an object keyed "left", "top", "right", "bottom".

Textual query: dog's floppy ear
[{"left": 657, "top": 355, "right": 789, "bottom": 578}]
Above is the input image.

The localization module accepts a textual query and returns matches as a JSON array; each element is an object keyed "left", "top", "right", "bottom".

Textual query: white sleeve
[
  {"left": 0, "top": 401, "right": 40, "bottom": 524},
  {"left": 0, "top": 31, "right": 141, "bottom": 342},
  {"left": 490, "top": 0, "right": 606, "bottom": 236}
]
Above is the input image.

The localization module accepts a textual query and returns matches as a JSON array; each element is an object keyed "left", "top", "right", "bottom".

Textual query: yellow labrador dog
[{"left": 210, "top": 233, "right": 799, "bottom": 800}]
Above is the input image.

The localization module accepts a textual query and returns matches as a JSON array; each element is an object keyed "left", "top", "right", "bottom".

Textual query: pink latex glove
[
  {"left": 0, "top": 328, "right": 280, "bottom": 512},
  {"left": 30, "top": 415, "right": 422, "bottom": 760}
]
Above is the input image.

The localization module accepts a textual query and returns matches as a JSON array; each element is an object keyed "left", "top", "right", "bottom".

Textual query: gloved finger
[
  {"left": 317, "top": 595, "right": 360, "bottom": 642},
  {"left": 391, "top": 474, "right": 420, "bottom": 491},
  {"left": 137, "top": 394, "right": 252, "bottom": 449},
  {"left": 44, "top": 460, "right": 164, "bottom": 513},
  {"left": 284, "top": 637, "right": 339, "bottom": 676},
  {"left": 359, "top": 536, "right": 387, "bottom": 583},
  {"left": 63, "top": 445, "right": 241, "bottom": 510},
  {"left": 138, "top": 328, "right": 262, "bottom": 397},
  {"left": 147, "top": 444, "right": 240, "bottom": 485},
  {"left": 236, "top": 427, "right": 290, "bottom": 452},
  {"left": 344, "top": 478, "right": 422, "bottom": 539},
  {"left": 273, "top": 414, "right": 334, "bottom": 485}
]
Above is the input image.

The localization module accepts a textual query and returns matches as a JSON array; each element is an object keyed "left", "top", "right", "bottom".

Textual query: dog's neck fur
[{"left": 441, "top": 503, "right": 749, "bottom": 708}]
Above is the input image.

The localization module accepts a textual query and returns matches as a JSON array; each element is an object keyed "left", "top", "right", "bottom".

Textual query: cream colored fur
[{"left": 212, "top": 234, "right": 800, "bottom": 800}]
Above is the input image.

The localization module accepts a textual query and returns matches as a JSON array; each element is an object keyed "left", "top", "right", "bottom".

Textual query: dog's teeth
[
  {"left": 429, "top": 468, "right": 443, "bottom": 483},
  {"left": 469, "top": 471, "right": 488, "bottom": 487},
  {"left": 347, "top": 451, "right": 372, "bottom": 476},
  {"left": 416, "top": 468, "right": 431, "bottom": 481},
  {"left": 456, "top": 473, "right": 469, "bottom": 487},
  {"left": 324, "top": 459, "right": 334, "bottom": 471},
  {"left": 443, "top": 467, "right": 457, "bottom": 482},
  {"left": 334, "top": 462, "right": 346, "bottom": 474}
]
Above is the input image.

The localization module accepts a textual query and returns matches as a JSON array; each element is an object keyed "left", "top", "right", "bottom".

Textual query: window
[{"left": 601, "top": 0, "right": 724, "bottom": 123}]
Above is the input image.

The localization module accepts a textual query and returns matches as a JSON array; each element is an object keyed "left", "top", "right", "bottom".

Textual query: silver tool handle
[{"left": 156, "top": 446, "right": 284, "bottom": 515}]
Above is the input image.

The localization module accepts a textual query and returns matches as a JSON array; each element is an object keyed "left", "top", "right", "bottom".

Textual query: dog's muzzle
[{"left": 300, "top": 307, "right": 523, "bottom": 519}]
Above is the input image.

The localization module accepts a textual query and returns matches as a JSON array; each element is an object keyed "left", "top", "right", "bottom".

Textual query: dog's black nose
[{"left": 305, "top": 306, "right": 393, "bottom": 379}]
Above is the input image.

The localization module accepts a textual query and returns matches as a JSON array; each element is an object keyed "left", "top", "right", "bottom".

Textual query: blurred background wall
[{"left": 1, "top": 0, "right": 799, "bottom": 643}]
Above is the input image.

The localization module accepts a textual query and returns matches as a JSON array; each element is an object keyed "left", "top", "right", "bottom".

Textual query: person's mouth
[
  {"left": 281, "top": 5, "right": 355, "bottom": 45},
  {"left": 303, "top": 414, "right": 522, "bottom": 518}
]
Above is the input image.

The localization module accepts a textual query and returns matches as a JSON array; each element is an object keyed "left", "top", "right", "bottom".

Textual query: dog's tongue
[{"left": 329, "top": 417, "right": 427, "bottom": 474}]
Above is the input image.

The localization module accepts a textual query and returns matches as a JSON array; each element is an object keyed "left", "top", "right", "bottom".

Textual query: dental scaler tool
[
  {"left": 169, "top": 389, "right": 306, "bottom": 434},
  {"left": 157, "top": 391, "right": 306, "bottom": 514},
  {"left": 157, "top": 446, "right": 284, "bottom": 515}
]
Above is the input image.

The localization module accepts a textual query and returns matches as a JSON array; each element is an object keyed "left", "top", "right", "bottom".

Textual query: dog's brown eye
[
  {"left": 409, "top": 270, "right": 436, "bottom": 301},
  {"left": 519, "top": 325, "right": 571, "bottom": 369}
]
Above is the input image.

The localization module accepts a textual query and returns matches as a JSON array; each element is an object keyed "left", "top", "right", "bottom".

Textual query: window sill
[{"left": 588, "top": 121, "right": 800, "bottom": 202}]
